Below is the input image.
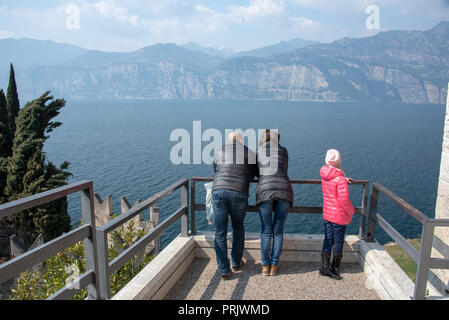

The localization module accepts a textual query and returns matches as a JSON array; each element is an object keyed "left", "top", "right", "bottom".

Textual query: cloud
[
  {"left": 0, "top": 30, "right": 12, "bottom": 39},
  {"left": 189, "top": 0, "right": 319, "bottom": 37},
  {"left": 289, "top": 0, "right": 449, "bottom": 17},
  {"left": 72, "top": 0, "right": 307, "bottom": 48},
  {"left": 0, "top": 0, "right": 322, "bottom": 51},
  {"left": 228, "top": 0, "right": 286, "bottom": 23},
  {"left": 2, "top": 0, "right": 443, "bottom": 52}
]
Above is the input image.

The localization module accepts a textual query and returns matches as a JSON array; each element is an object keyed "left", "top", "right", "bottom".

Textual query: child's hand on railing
[{"left": 345, "top": 177, "right": 354, "bottom": 184}]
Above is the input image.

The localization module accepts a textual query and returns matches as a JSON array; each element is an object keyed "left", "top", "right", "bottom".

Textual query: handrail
[
  {"left": 107, "top": 205, "right": 187, "bottom": 275},
  {"left": 0, "top": 180, "right": 93, "bottom": 219},
  {"left": 366, "top": 182, "right": 449, "bottom": 300},
  {"left": 95, "top": 178, "right": 189, "bottom": 299},
  {"left": 0, "top": 224, "right": 91, "bottom": 284},
  {"left": 0, "top": 180, "right": 100, "bottom": 300},
  {"left": 370, "top": 182, "right": 430, "bottom": 224},
  {"left": 190, "top": 177, "right": 369, "bottom": 239},
  {"left": 98, "top": 178, "right": 188, "bottom": 233}
]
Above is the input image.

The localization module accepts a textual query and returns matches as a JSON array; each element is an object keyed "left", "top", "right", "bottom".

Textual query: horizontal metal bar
[
  {"left": 373, "top": 182, "right": 430, "bottom": 224},
  {"left": 191, "top": 177, "right": 368, "bottom": 186},
  {"left": 0, "top": 224, "right": 91, "bottom": 283},
  {"left": 191, "top": 177, "right": 213, "bottom": 182},
  {"left": 98, "top": 178, "right": 188, "bottom": 233},
  {"left": 47, "top": 270, "right": 95, "bottom": 300},
  {"left": 194, "top": 203, "right": 362, "bottom": 215},
  {"left": 0, "top": 180, "right": 93, "bottom": 219},
  {"left": 289, "top": 179, "right": 368, "bottom": 186},
  {"left": 376, "top": 213, "right": 420, "bottom": 263},
  {"left": 428, "top": 258, "right": 449, "bottom": 270},
  {"left": 428, "top": 219, "right": 449, "bottom": 227},
  {"left": 108, "top": 206, "right": 187, "bottom": 275}
]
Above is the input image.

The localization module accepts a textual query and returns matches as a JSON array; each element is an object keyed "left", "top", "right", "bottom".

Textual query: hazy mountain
[
  {"left": 181, "top": 42, "right": 235, "bottom": 58},
  {"left": 181, "top": 38, "right": 319, "bottom": 58},
  {"left": 237, "top": 38, "right": 319, "bottom": 58},
  {"left": 1, "top": 22, "right": 448, "bottom": 104},
  {"left": 0, "top": 38, "right": 88, "bottom": 68},
  {"left": 66, "top": 43, "right": 225, "bottom": 72}
]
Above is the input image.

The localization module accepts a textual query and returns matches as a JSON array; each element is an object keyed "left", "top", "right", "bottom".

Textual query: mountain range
[{"left": 1, "top": 22, "right": 448, "bottom": 104}]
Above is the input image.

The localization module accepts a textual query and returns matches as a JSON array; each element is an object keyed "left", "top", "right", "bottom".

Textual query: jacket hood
[{"left": 320, "top": 165, "right": 343, "bottom": 181}]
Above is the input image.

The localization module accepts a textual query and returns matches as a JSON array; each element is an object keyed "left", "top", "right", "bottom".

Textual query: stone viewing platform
[
  {"left": 165, "top": 258, "right": 377, "bottom": 300},
  {"left": 112, "top": 231, "right": 434, "bottom": 300},
  {"left": 164, "top": 233, "right": 379, "bottom": 300}
]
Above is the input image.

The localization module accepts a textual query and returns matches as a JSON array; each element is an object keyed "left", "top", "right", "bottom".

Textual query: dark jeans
[
  {"left": 258, "top": 200, "right": 290, "bottom": 266},
  {"left": 212, "top": 189, "right": 248, "bottom": 276},
  {"left": 322, "top": 220, "right": 346, "bottom": 256}
]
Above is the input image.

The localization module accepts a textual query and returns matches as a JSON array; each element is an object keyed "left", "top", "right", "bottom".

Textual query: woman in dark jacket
[{"left": 256, "top": 129, "right": 293, "bottom": 276}]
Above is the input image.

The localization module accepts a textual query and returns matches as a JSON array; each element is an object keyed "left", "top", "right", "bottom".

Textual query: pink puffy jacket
[{"left": 320, "top": 165, "right": 355, "bottom": 226}]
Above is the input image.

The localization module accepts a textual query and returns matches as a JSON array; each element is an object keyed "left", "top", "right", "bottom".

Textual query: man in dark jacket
[{"left": 212, "top": 131, "right": 258, "bottom": 279}]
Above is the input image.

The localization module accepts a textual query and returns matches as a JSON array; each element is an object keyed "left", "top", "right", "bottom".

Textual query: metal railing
[
  {"left": 0, "top": 178, "right": 189, "bottom": 300},
  {"left": 2, "top": 177, "right": 449, "bottom": 300},
  {"left": 366, "top": 182, "right": 449, "bottom": 300},
  {"left": 0, "top": 181, "right": 100, "bottom": 300},
  {"left": 190, "top": 177, "right": 369, "bottom": 239},
  {"left": 95, "top": 178, "right": 189, "bottom": 299}
]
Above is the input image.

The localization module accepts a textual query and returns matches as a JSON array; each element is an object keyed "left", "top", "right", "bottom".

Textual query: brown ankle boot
[
  {"left": 270, "top": 265, "right": 279, "bottom": 276},
  {"left": 262, "top": 265, "right": 270, "bottom": 276}
]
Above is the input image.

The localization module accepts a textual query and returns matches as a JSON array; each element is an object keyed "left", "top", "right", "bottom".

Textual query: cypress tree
[
  {"left": 0, "top": 90, "right": 8, "bottom": 203},
  {"left": 5, "top": 91, "right": 71, "bottom": 242},
  {"left": 6, "top": 63, "right": 20, "bottom": 153}
]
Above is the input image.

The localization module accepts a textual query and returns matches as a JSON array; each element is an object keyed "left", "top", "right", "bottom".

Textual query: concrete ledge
[
  {"left": 112, "top": 235, "right": 195, "bottom": 300},
  {"left": 359, "top": 240, "right": 415, "bottom": 300}
]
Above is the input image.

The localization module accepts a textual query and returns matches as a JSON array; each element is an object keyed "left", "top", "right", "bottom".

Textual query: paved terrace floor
[{"left": 165, "top": 258, "right": 379, "bottom": 300}]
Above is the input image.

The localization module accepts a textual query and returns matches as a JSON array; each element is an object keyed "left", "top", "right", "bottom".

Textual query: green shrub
[{"left": 10, "top": 219, "right": 153, "bottom": 300}]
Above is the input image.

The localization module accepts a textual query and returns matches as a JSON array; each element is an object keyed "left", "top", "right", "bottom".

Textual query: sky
[{"left": 0, "top": 0, "right": 448, "bottom": 52}]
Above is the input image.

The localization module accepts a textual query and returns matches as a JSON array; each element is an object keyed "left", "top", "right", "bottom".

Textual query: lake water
[{"left": 44, "top": 100, "right": 446, "bottom": 246}]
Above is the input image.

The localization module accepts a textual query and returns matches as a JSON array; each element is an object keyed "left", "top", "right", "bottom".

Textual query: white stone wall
[{"left": 430, "top": 83, "right": 449, "bottom": 295}]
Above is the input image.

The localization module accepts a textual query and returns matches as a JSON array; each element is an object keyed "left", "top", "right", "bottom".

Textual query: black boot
[
  {"left": 319, "top": 252, "right": 331, "bottom": 277},
  {"left": 329, "top": 254, "right": 342, "bottom": 280}
]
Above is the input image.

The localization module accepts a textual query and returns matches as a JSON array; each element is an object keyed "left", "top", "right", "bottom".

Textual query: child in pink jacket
[{"left": 319, "top": 149, "right": 355, "bottom": 280}]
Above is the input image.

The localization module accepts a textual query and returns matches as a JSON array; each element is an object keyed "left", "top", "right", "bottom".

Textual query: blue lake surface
[{"left": 43, "top": 100, "right": 446, "bottom": 246}]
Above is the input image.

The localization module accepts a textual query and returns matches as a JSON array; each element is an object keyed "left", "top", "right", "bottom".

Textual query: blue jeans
[
  {"left": 258, "top": 200, "right": 290, "bottom": 266},
  {"left": 322, "top": 221, "right": 346, "bottom": 256},
  {"left": 212, "top": 189, "right": 248, "bottom": 276}
]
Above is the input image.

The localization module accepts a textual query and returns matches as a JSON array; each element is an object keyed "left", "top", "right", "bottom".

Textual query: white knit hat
[{"left": 325, "top": 149, "right": 341, "bottom": 167}]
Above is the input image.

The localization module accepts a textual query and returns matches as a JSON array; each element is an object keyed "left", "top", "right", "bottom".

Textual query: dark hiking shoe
[
  {"left": 232, "top": 258, "right": 246, "bottom": 272},
  {"left": 221, "top": 271, "right": 233, "bottom": 280}
]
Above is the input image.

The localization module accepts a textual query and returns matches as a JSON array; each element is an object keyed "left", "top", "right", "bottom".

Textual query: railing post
[
  {"left": 150, "top": 206, "right": 161, "bottom": 255},
  {"left": 80, "top": 185, "right": 100, "bottom": 300},
  {"left": 413, "top": 222, "right": 435, "bottom": 300},
  {"left": 96, "top": 228, "right": 110, "bottom": 299},
  {"left": 359, "top": 183, "right": 368, "bottom": 240},
  {"left": 181, "top": 181, "right": 189, "bottom": 237},
  {"left": 366, "top": 185, "right": 378, "bottom": 242},
  {"left": 190, "top": 179, "right": 196, "bottom": 235}
]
